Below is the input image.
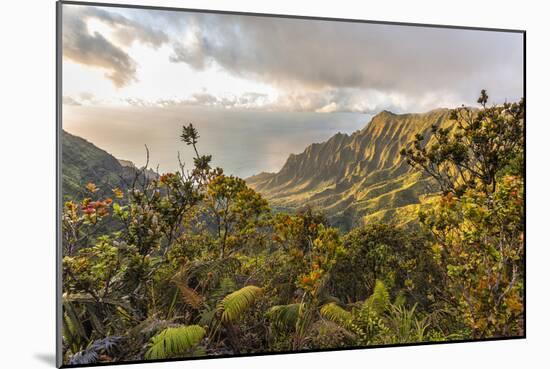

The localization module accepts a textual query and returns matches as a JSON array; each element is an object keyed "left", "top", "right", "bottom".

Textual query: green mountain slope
[
  {"left": 247, "top": 109, "right": 452, "bottom": 228},
  {"left": 62, "top": 130, "right": 128, "bottom": 201},
  {"left": 62, "top": 130, "right": 160, "bottom": 202}
]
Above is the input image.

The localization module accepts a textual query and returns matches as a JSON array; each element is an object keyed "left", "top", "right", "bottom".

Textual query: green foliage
[
  {"left": 338, "top": 280, "right": 391, "bottom": 345},
  {"left": 330, "top": 223, "right": 441, "bottom": 308},
  {"left": 201, "top": 174, "right": 271, "bottom": 259},
  {"left": 403, "top": 91, "right": 525, "bottom": 338},
  {"left": 62, "top": 130, "right": 128, "bottom": 201},
  {"left": 385, "top": 304, "right": 429, "bottom": 344},
  {"left": 322, "top": 280, "right": 431, "bottom": 346},
  {"left": 422, "top": 175, "right": 524, "bottom": 337},
  {"left": 61, "top": 98, "right": 524, "bottom": 364},
  {"left": 262, "top": 207, "right": 330, "bottom": 304},
  {"left": 218, "top": 285, "right": 263, "bottom": 323},
  {"left": 145, "top": 325, "right": 206, "bottom": 360},
  {"left": 62, "top": 302, "right": 88, "bottom": 354},
  {"left": 267, "top": 303, "right": 304, "bottom": 330},
  {"left": 308, "top": 320, "right": 355, "bottom": 349},
  {"left": 320, "top": 303, "right": 352, "bottom": 327},
  {"left": 209, "top": 277, "right": 238, "bottom": 305},
  {"left": 401, "top": 91, "right": 524, "bottom": 197},
  {"left": 246, "top": 109, "right": 452, "bottom": 228},
  {"left": 364, "top": 280, "right": 391, "bottom": 315}
]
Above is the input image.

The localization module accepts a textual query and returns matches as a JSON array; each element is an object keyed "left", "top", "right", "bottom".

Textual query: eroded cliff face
[{"left": 247, "top": 109, "right": 452, "bottom": 227}]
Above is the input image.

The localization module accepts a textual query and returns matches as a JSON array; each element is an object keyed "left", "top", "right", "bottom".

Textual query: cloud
[
  {"left": 62, "top": 96, "right": 82, "bottom": 106},
  {"left": 168, "top": 13, "right": 523, "bottom": 108},
  {"left": 78, "top": 92, "right": 95, "bottom": 102},
  {"left": 63, "top": 92, "right": 107, "bottom": 106},
  {"left": 62, "top": 6, "right": 169, "bottom": 87},
  {"left": 266, "top": 88, "right": 448, "bottom": 114},
  {"left": 316, "top": 102, "right": 339, "bottom": 114},
  {"left": 108, "top": 87, "right": 458, "bottom": 114},
  {"left": 84, "top": 7, "right": 169, "bottom": 48},
  {"left": 239, "top": 92, "right": 270, "bottom": 106},
  {"left": 168, "top": 31, "right": 208, "bottom": 69},
  {"left": 123, "top": 91, "right": 270, "bottom": 110},
  {"left": 63, "top": 6, "right": 523, "bottom": 112}
]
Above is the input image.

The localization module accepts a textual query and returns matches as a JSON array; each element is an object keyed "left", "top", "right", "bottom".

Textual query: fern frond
[
  {"left": 199, "top": 307, "right": 218, "bottom": 328},
  {"left": 386, "top": 303, "right": 430, "bottom": 343},
  {"left": 126, "top": 317, "right": 169, "bottom": 341},
  {"left": 209, "top": 277, "right": 237, "bottom": 303},
  {"left": 218, "top": 285, "right": 263, "bottom": 323},
  {"left": 320, "top": 302, "right": 352, "bottom": 326},
  {"left": 309, "top": 320, "right": 357, "bottom": 347},
  {"left": 172, "top": 262, "right": 240, "bottom": 309},
  {"left": 63, "top": 301, "right": 87, "bottom": 342},
  {"left": 175, "top": 283, "right": 204, "bottom": 309},
  {"left": 67, "top": 336, "right": 121, "bottom": 365},
  {"left": 266, "top": 303, "right": 304, "bottom": 329},
  {"left": 364, "top": 280, "right": 390, "bottom": 315},
  {"left": 145, "top": 325, "right": 206, "bottom": 360},
  {"left": 177, "top": 257, "right": 241, "bottom": 290}
]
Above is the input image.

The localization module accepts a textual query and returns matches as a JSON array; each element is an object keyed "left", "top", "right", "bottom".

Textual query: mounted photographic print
[{"left": 56, "top": 1, "right": 525, "bottom": 367}]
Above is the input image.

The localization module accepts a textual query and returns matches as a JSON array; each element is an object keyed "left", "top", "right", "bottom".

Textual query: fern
[
  {"left": 386, "top": 303, "right": 430, "bottom": 343},
  {"left": 218, "top": 285, "right": 263, "bottom": 323},
  {"left": 175, "top": 283, "right": 204, "bottom": 309},
  {"left": 320, "top": 302, "right": 352, "bottom": 326},
  {"left": 68, "top": 349, "right": 98, "bottom": 365},
  {"left": 63, "top": 302, "right": 87, "bottom": 354},
  {"left": 364, "top": 280, "right": 390, "bottom": 315},
  {"left": 177, "top": 257, "right": 240, "bottom": 290},
  {"left": 267, "top": 303, "right": 304, "bottom": 329},
  {"left": 145, "top": 325, "right": 206, "bottom": 360},
  {"left": 209, "top": 277, "right": 237, "bottom": 304},
  {"left": 67, "top": 336, "right": 122, "bottom": 365}
]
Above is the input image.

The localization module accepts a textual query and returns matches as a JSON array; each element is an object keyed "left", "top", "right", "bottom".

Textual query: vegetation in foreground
[{"left": 61, "top": 91, "right": 524, "bottom": 365}]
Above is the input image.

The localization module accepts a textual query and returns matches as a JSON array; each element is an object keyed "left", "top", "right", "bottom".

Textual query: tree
[
  {"left": 266, "top": 223, "right": 346, "bottom": 350},
  {"left": 62, "top": 123, "right": 216, "bottom": 362},
  {"left": 201, "top": 174, "right": 270, "bottom": 259},
  {"left": 401, "top": 91, "right": 525, "bottom": 338},
  {"left": 330, "top": 223, "right": 441, "bottom": 308},
  {"left": 401, "top": 91, "right": 524, "bottom": 197}
]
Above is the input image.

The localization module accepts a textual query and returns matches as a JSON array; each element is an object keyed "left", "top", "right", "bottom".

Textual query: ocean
[{"left": 63, "top": 105, "right": 370, "bottom": 178}]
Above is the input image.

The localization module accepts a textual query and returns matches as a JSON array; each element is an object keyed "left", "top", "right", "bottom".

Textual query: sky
[{"left": 61, "top": 4, "right": 524, "bottom": 177}]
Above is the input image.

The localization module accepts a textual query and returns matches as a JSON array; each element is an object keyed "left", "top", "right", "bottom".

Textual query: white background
[{"left": 0, "top": 0, "right": 547, "bottom": 368}]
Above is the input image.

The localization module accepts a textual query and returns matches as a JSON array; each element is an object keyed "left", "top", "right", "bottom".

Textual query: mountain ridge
[
  {"left": 62, "top": 130, "right": 155, "bottom": 200},
  {"left": 246, "top": 108, "right": 453, "bottom": 228},
  {"left": 62, "top": 130, "right": 128, "bottom": 200},
  {"left": 62, "top": 107, "right": 453, "bottom": 228}
]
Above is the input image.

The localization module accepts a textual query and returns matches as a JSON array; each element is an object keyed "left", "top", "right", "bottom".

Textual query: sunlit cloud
[
  {"left": 62, "top": 96, "right": 82, "bottom": 106},
  {"left": 62, "top": 5, "right": 169, "bottom": 87},
  {"left": 61, "top": 3, "right": 524, "bottom": 178},
  {"left": 167, "top": 13, "right": 523, "bottom": 107},
  {"left": 62, "top": 4, "right": 523, "bottom": 112}
]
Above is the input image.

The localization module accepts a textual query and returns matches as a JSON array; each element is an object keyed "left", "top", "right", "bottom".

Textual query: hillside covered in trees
[
  {"left": 61, "top": 92, "right": 525, "bottom": 365},
  {"left": 247, "top": 108, "right": 454, "bottom": 229}
]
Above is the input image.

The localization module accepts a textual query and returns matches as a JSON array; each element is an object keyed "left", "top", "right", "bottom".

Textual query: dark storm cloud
[
  {"left": 169, "top": 13, "right": 523, "bottom": 105},
  {"left": 62, "top": 5, "right": 169, "bottom": 87}
]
